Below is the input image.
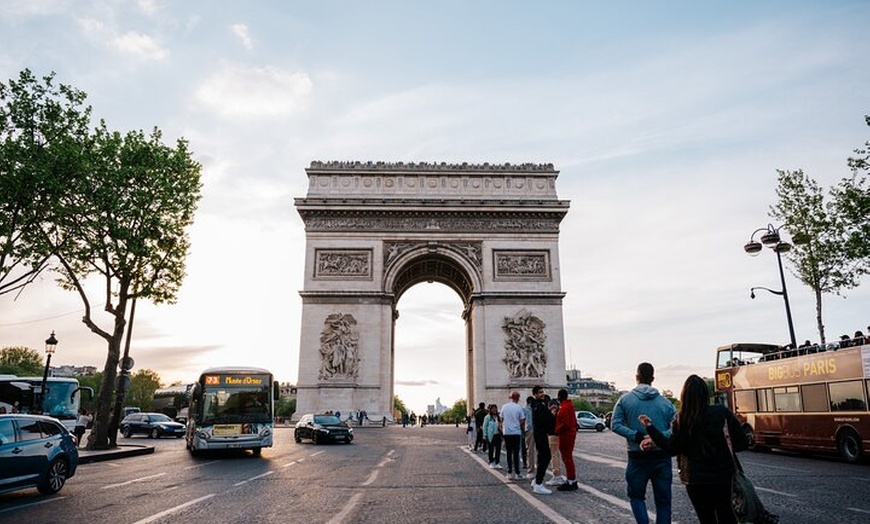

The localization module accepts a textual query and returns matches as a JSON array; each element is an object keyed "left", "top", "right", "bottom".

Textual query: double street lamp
[
  {"left": 39, "top": 331, "right": 58, "bottom": 413},
  {"left": 744, "top": 224, "right": 797, "bottom": 349}
]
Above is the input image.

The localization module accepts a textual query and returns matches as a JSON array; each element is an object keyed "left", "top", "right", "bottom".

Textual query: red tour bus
[{"left": 714, "top": 338, "right": 869, "bottom": 462}]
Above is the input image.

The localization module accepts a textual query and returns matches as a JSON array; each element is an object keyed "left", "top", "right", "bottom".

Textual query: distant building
[
  {"left": 278, "top": 382, "right": 297, "bottom": 399},
  {"left": 566, "top": 368, "right": 617, "bottom": 407},
  {"left": 427, "top": 397, "right": 448, "bottom": 417},
  {"left": 51, "top": 365, "right": 98, "bottom": 377}
]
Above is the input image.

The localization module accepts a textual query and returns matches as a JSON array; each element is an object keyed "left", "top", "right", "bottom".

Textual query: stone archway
[{"left": 294, "top": 161, "right": 570, "bottom": 420}]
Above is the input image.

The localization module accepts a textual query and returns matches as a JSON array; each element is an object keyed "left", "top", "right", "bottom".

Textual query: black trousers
[
  {"left": 686, "top": 482, "right": 737, "bottom": 524},
  {"left": 533, "top": 432, "right": 551, "bottom": 484}
]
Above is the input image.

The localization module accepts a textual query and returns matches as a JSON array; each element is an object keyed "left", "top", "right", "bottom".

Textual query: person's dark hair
[
  {"left": 675, "top": 375, "right": 709, "bottom": 438},
  {"left": 557, "top": 389, "right": 568, "bottom": 401},
  {"left": 526, "top": 396, "right": 535, "bottom": 404},
  {"left": 478, "top": 402, "right": 486, "bottom": 409},
  {"left": 637, "top": 362, "right": 654, "bottom": 384},
  {"left": 532, "top": 385, "right": 543, "bottom": 395}
]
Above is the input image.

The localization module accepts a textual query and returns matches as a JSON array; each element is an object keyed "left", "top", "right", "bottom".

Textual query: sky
[{"left": 1, "top": 1, "right": 868, "bottom": 414}]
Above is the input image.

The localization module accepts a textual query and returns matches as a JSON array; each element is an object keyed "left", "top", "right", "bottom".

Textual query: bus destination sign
[{"left": 203, "top": 375, "right": 267, "bottom": 387}]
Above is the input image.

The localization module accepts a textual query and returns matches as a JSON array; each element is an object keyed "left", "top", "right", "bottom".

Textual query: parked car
[
  {"left": 119, "top": 412, "right": 186, "bottom": 439},
  {"left": 0, "top": 414, "right": 79, "bottom": 495},
  {"left": 294, "top": 414, "right": 353, "bottom": 444},
  {"left": 575, "top": 410, "right": 606, "bottom": 432}
]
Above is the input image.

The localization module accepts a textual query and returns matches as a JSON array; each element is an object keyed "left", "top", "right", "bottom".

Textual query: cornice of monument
[{"left": 307, "top": 160, "right": 558, "bottom": 174}]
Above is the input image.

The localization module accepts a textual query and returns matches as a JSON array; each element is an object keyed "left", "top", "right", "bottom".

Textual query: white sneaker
[
  {"left": 516, "top": 472, "right": 527, "bottom": 480},
  {"left": 493, "top": 463, "right": 502, "bottom": 469},
  {"left": 488, "top": 462, "right": 496, "bottom": 469},
  {"left": 546, "top": 475, "right": 565, "bottom": 486},
  {"left": 532, "top": 483, "right": 552, "bottom": 495},
  {"left": 508, "top": 473, "right": 517, "bottom": 480}
]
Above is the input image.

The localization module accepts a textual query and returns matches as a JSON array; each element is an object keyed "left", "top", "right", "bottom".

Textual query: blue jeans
[{"left": 625, "top": 454, "right": 672, "bottom": 524}]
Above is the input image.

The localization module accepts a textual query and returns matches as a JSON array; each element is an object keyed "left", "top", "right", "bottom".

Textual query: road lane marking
[
  {"left": 233, "top": 470, "right": 275, "bottom": 486},
  {"left": 131, "top": 494, "right": 215, "bottom": 524},
  {"left": 462, "top": 447, "right": 573, "bottom": 524},
  {"left": 362, "top": 469, "right": 379, "bottom": 486},
  {"left": 755, "top": 486, "right": 796, "bottom": 497},
  {"left": 184, "top": 460, "right": 219, "bottom": 470},
  {"left": 575, "top": 451, "right": 627, "bottom": 468},
  {"left": 310, "top": 450, "right": 326, "bottom": 457},
  {"left": 101, "top": 472, "right": 166, "bottom": 489},
  {"left": 282, "top": 460, "right": 297, "bottom": 468},
  {"left": 0, "top": 496, "right": 65, "bottom": 514},
  {"left": 847, "top": 507, "right": 870, "bottom": 514},
  {"left": 741, "top": 461, "right": 809, "bottom": 473},
  {"left": 327, "top": 493, "right": 363, "bottom": 524}
]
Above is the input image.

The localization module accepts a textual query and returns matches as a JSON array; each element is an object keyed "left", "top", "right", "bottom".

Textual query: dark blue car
[{"left": 0, "top": 414, "right": 79, "bottom": 495}]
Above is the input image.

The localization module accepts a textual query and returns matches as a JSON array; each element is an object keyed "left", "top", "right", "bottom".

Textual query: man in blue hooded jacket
[{"left": 611, "top": 362, "right": 676, "bottom": 524}]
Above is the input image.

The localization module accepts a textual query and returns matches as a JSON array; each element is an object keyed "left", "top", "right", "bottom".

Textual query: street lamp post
[
  {"left": 39, "top": 331, "right": 58, "bottom": 414},
  {"left": 744, "top": 224, "right": 797, "bottom": 349}
]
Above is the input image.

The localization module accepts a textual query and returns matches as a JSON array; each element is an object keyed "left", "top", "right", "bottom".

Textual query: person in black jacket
[
  {"left": 639, "top": 374, "right": 748, "bottom": 524},
  {"left": 530, "top": 385, "right": 556, "bottom": 495}
]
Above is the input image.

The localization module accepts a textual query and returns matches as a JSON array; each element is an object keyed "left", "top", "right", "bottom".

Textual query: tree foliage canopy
[{"left": 0, "top": 346, "right": 44, "bottom": 376}]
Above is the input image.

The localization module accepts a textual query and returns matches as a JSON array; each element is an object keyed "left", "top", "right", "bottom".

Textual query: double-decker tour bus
[
  {"left": 151, "top": 383, "right": 193, "bottom": 423},
  {"left": 185, "top": 366, "right": 279, "bottom": 456},
  {"left": 0, "top": 375, "right": 93, "bottom": 430},
  {"left": 714, "top": 337, "right": 869, "bottom": 462}
]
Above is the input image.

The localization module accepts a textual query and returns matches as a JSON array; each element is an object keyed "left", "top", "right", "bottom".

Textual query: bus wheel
[
  {"left": 744, "top": 425, "right": 768, "bottom": 453},
  {"left": 251, "top": 447, "right": 262, "bottom": 456},
  {"left": 837, "top": 429, "right": 862, "bottom": 463}
]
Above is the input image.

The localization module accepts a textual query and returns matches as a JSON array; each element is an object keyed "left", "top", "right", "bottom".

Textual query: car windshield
[
  {"left": 314, "top": 415, "right": 341, "bottom": 425},
  {"left": 150, "top": 414, "right": 173, "bottom": 422}
]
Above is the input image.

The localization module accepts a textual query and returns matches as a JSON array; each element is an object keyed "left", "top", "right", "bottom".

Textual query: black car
[
  {"left": 119, "top": 412, "right": 186, "bottom": 439},
  {"left": 294, "top": 414, "right": 353, "bottom": 444},
  {"left": 0, "top": 414, "right": 79, "bottom": 495}
]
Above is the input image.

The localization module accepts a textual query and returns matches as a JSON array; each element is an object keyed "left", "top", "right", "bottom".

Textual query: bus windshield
[{"left": 200, "top": 375, "right": 271, "bottom": 424}]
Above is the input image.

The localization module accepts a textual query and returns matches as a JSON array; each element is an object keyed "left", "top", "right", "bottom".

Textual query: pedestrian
[
  {"left": 74, "top": 408, "right": 91, "bottom": 447},
  {"left": 466, "top": 415, "right": 476, "bottom": 449},
  {"left": 611, "top": 362, "right": 677, "bottom": 524},
  {"left": 638, "top": 374, "right": 748, "bottom": 524},
  {"left": 545, "top": 397, "right": 565, "bottom": 487},
  {"left": 530, "top": 385, "right": 555, "bottom": 495},
  {"left": 554, "top": 388, "right": 578, "bottom": 491},
  {"left": 483, "top": 404, "right": 502, "bottom": 469},
  {"left": 473, "top": 401, "right": 488, "bottom": 453},
  {"left": 500, "top": 391, "right": 526, "bottom": 480},
  {"left": 523, "top": 395, "right": 536, "bottom": 476}
]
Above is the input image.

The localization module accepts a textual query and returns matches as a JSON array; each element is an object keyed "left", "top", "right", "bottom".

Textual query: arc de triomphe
[{"left": 294, "top": 161, "right": 570, "bottom": 420}]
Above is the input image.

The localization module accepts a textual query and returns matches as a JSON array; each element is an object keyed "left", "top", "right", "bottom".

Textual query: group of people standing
[
  {"left": 470, "top": 386, "right": 579, "bottom": 495},
  {"left": 467, "top": 361, "right": 764, "bottom": 523}
]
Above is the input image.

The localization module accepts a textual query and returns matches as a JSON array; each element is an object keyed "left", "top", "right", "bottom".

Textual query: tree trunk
[{"left": 815, "top": 288, "right": 826, "bottom": 344}]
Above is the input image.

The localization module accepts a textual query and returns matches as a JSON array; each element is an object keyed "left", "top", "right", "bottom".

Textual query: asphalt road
[{"left": 1, "top": 425, "right": 868, "bottom": 523}]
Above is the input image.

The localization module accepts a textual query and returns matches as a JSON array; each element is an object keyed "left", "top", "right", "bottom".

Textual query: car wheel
[
  {"left": 150, "top": 428, "right": 160, "bottom": 439},
  {"left": 37, "top": 458, "right": 69, "bottom": 495},
  {"left": 122, "top": 427, "right": 132, "bottom": 438},
  {"left": 312, "top": 432, "right": 320, "bottom": 445},
  {"left": 251, "top": 447, "right": 262, "bottom": 456},
  {"left": 595, "top": 423, "right": 605, "bottom": 432}
]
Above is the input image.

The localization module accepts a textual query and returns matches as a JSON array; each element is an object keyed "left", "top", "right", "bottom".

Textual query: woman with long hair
[
  {"left": 483, "top": 404, "right": 503, "bottom": 469},
  {"left": 639, "top": 374, "right": 748, "bottom": 523}
]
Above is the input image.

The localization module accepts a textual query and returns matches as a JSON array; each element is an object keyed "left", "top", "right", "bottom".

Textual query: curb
[{"left": 78, "top": 445, "right": 155, "bottom": 464}]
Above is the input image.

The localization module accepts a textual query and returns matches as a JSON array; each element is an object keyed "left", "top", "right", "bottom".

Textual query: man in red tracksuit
[{"left": 554, "top": 388, "right": 578, "bottom": 491}]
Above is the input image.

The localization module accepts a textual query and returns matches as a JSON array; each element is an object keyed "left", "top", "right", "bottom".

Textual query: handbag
[{"left": 724, "top": 421, "right": 779, "bottom": 523}]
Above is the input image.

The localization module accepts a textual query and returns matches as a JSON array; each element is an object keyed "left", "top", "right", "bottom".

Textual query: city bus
[
  {"left": 151, "top": 383, "right": 193, "bottom": 423},
  {"left": 0, "top": 375, "right": 93, "bottom": 431},
  {"left": 714, "top": 339, "right": 869, "bottom": 462},
  {"left": 185, "top": 366, "right": 279, "bottom": 456}
]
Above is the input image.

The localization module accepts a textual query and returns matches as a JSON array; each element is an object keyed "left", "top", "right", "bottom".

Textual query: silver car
[{"left": 575, "top": 410, "right": 606, "bottom": 432}]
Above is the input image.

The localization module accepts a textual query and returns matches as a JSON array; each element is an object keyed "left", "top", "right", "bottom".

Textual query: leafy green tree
[
  {"left": 2, "top": 71, "right": 203, "bottom": 448},
  {"left": 125, "top": 369, "right": 162, "bottom": 410},
  {"left": 0, "top": 70, "right": 91, "bottom": 296},
  {"left": 770, "top": 169, "right": 860, "bottom": 343},
  {"left": 393, "top": 394, "right": 408, "bottom": 415},
  {"left": 569, "top": 397, "right": 595, "bottom": 412},
  {"left": 275, "top": 397, "right": 296, "bottom": 418},
  {"left": 440, "top": 399, "right": 468, "bottom": 424},
  {"left": 832, "top": 115, "right": 870, "bottom": 274},
  {"left": 0, "top": 346, "right": 45, "bottom": 375}
]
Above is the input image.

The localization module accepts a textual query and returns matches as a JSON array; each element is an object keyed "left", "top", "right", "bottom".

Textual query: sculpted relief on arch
[
  {"left": 502, "top": 309, "right": 547, "bottom": 378},
  {"left": 318, "top": 313, "right": 361, "bottom": 381}
]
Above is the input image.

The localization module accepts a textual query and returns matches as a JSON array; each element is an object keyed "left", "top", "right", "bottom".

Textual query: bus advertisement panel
[
  {"left": 714, "top": 340, "right": 870, "bottom": 462},
  {"left": 186, "top": 367, "right": 279, "bottom": 456},
  {"left": 0, "top": 375, "right": 92, "bottom": 430}
]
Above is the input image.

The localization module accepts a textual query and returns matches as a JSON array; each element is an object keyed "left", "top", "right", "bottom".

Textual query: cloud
[
  {"left": 137, "top": 0, "right": 159, "bottom": 16},
  {"left": 231, "top": 23, "right": 253, "bottom": 50},
  {"left": 112, "top": 31, "right": 169, "bottom": 62},
  {"left": 192, "top": 62, "right": 313, "bottom": 120}
]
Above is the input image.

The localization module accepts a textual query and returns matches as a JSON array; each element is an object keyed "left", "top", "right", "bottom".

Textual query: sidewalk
[{"left": 77, "top": 443, "right": 155, "bottom": 464}]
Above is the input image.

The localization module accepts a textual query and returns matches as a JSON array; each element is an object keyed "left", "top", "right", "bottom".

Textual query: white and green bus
[
  {"left": 0, "top": 375, "right": 93, "bottom": 431},
  {"left": 185, "top": 367, "right": 279, "bottom": 456}
]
